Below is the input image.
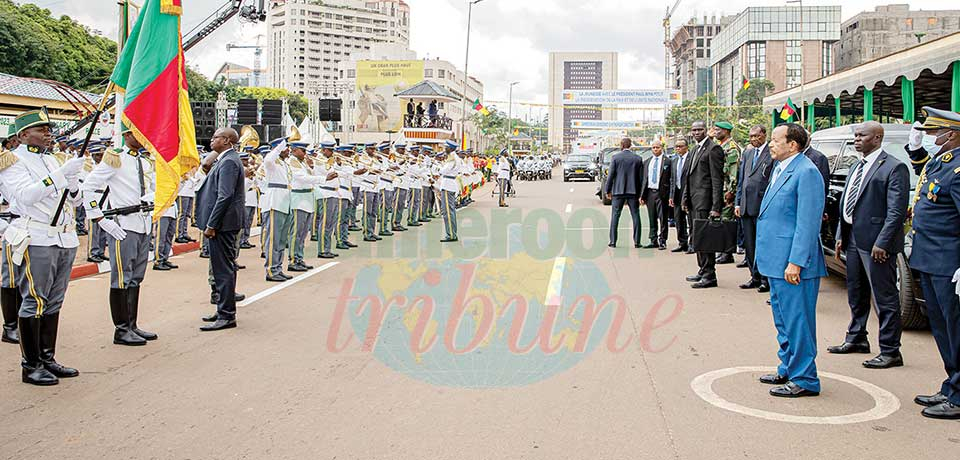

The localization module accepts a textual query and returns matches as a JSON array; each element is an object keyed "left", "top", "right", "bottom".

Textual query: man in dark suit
[
  {"left": 194, "top": 128, "right": 246, "bottom": 332},
  {"left": 828, "top": 121, "right": 910, "bottom": 369},
  {"left": 803, "top": 143, "right": 831, "bottom": 197},
  {"left": 603, "top": 138, "right": 645, "bottom": 248},
  {"left": 669, "top": 139, "right": 692, "bottom": 252},
  {"left": 683, "top": 121, "right": 725, "bottom": 288},
  {"left": 735, "top": 125, "right": 775, "bottom": 293},
  {"left": 641, "top": 141, "right": 672, "bottom": 250}
]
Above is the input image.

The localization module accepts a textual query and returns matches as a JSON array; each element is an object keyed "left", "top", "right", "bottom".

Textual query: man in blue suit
[{"left": 756, "top": 123, "right": 827, "bottom": 398}]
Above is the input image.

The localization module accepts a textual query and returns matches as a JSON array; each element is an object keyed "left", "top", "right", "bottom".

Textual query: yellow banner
[{"left": 355, "top": 60, "right": 424, "bottom": 132}]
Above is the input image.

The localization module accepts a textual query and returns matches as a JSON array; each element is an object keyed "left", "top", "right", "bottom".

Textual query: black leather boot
[
  {"left": 39, "top": 313, "right": 79, "bottom": 378},
  {"left": 19, "top": 316, "right": 58, "bottom": 385},
  {"left": 126, "top": 286, "right": 157, "bottom": 341},
  {"left": 1, "top": 287, "right": 20, "bottom": 344},
  {"left": 111, "top": 289, "right": 146, "bottom": 346}
]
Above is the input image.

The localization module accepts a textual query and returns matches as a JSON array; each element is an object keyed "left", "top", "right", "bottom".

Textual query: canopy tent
[
  {"left": 394, "top": 80, "right": 460, "bottom": 102},
  {"left": 763, "top": 32, "right": 960, "bottom": 130}
]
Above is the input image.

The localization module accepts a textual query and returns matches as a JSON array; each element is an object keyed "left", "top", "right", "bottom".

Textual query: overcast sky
[{"left": 22, "top": 0, "right": 960, "bottom": 117}]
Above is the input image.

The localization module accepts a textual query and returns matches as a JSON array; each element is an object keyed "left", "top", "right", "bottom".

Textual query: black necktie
[{"left": 135, "top": 154, "right": 145, "bottom": 197}]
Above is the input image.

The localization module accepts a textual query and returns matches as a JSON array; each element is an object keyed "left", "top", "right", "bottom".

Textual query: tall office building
[
  {"left": 836, "top": 4, "right": 960, "bottom": 71},
  {"left": 669, "top": 15, "right": 734, "bottom": 102},
  {"left": 267, "top": 0, "right": 410, "bottom": 96},
  {"left": 547, "top": 52, "right": 618, "bottom": 152},
  {"left": 709, "top": 6, "right": 841, "bottom": 106}
]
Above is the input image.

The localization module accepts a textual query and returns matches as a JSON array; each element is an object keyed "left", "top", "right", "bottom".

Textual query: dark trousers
[
  {"left": 672, "top": 189, "right": 689, "bottom": 248},
  {"left": 210, "top": 230, "right": 239, "bottom": 321},
  {"left": 918, "top": 272, "right": 960, "bottom": 405},
  {"left": 741, "top": 215, "right": 764, "bottom": 283},
  {"left": 644, "top": 189, "right": 668, "bottom": 245},
  {"left": 609, "top": 195, "right": 641, "bottom": 246},
  {"left": 844, "top": 236, "right": 902, "bottom": 355},
  {"left": 693, "top": 209, "right": 717, "bottom": 280}
]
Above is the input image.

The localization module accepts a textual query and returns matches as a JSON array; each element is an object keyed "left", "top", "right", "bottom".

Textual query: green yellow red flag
[
  {"left": 110, "top": 0, "right": 198, "bottom": 221},
  {"left": 472, "top": 98, "right": 491, "bottom": 116}
]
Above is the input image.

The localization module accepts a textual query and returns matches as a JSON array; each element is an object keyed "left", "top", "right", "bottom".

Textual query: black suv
[
  {"left": 563, "top": 153, "right": 599, "bottom": 182},
  {"left": 813, "top": 123, "right": 927, "bottom": 329}
]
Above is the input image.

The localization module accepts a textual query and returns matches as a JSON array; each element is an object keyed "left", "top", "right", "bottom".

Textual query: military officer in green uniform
[
  {"left": 905, "top": 106, "right": 960, "bottom": 420},
  {"left": 713, "top": 121, "right": 741, "bottom": 264}
]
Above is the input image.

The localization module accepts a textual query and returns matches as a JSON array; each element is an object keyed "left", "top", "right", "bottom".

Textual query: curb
[{"left": 69, "top": 240, "right": 200, "bottom": 280}]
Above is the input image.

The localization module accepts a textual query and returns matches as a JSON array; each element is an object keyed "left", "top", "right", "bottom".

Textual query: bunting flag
[
  {"left": 472, "top": 98, "right": 491, "bottom": 116},
  {"left": 742, "top": 78, "right": 750, "bottom": 90},
  {"left": 780, "top": 97, "right": 799, "bottom": 121},
  {"left": 110, "top": 0, "right": 198, "bottom": 221}
]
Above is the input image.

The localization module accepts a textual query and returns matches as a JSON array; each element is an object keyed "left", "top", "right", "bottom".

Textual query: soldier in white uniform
[
  {"left": 1, "top": 127, "right": 21, "bottom": 344},
  {"left": 0, "top": 109, "right": 85, "bottom": 385},
  {"left": 312, "top": 142, "right": 341, "bottom": 258},
  {"left": 360, "top": 144, "right": 382, "bottom": 242},
  {"left": 376, "top": 143, "right": 397, "bottom": 237},
  {"left": 496, "top": 149, "right": 512, "bottom": 207},
  {"left": 420, "top": 146, "right": 436, "bottom": 221},
  {"left": 438, "top": 141, "right": 462, "bottom": 242},
  {"left": 287, "top": 142, "right": 322, "bottom": 272},
  {"left": 82, "top": 124, "right": 158, "bottom": 347},
  {"left": 175, "top": 158, "right": 199, "bottom": 244},
  {"left": 391, "top": 143, "right": 410, "bottom": 232},
  {"left": 240, "top": 151, "right": 259, "bottom": 249},
  {"left": 261, "top": 139, "right": 294, "bottom": 282},
  {"left": 404, "top": 146, "right": 424, "bottom": 228},
  {"left": 152, "top": 177, "right": 179, "bottom": 272}
]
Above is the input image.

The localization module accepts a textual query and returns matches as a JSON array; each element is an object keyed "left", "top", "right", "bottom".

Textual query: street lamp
[
  {"left": 787, "top": 0, "right": 805, "bottom": 126},
  {"left": 507, "top": 81, "right": 519, "bottom": 155},
  {"left": 460, "top": 0, "right": 485, "bottom": 149}
]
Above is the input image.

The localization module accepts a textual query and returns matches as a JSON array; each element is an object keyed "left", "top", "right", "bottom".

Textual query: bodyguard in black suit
[
  {"left": 194, "top": 128, "right": 246, "bottom": 332},
  {"left": 669, "top": 139, "right": 692, "bottom": 252},
  {"left": 735, "top": 125, "right": 774, "bottom": 292},
  {"left": 641, "top": 141, "right": 672, "bottom": 249},
  {"left": 683, "top": 121, "right": 725, "bottom": 288},
  {"left": 828, "top": 122, "right": 910, "bottom": 368},
  {"left": 603, "top": 138, "right": 645, "bottom": 248},
  {"left": 803, "top": 145, "right": 831, "bottom": 197}
]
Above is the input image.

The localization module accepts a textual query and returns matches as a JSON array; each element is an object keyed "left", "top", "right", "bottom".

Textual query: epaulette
[
  {"left": 0, "top": 149, "right": 18, "bottom": 171},
  {"left": 954, "top": 166, "right": 960, "bottom": 174},
  {"left": 53, "top": 151, "right": 69, "bottom": 165},
  {"left": 103, "top": 148, "right": 122, "bottom": 168},
  {"left": 83, "top": 157, "right": 94, "bottom": 173},
  {"left": 289, "top": 157, "right": 303, "bottom": 169}
]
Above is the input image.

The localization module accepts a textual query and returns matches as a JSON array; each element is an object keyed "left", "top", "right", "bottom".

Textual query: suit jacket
[
  {"left": 756, "top": 154, "right": 828, "bottom": 280},
  {"left": 683, "top": 138, "right": 724, "bottom": 213},
  {"left": 735, "top": 144, "right": 774, "bottom": 217},
  {"left": 641, "top": 154, "right": 672, "bottom": 199},
  {"left": 670, "top": 153, "right": 691, "bottom": 200},
  {"left": 194, "top": 148, "right": 245, "bottom": 232},
  {"left": 836, "top": 150, "right": 910, "bottom": 254},
  {"left": 603, "top": 149, "right": 644, "bottom": 197},
  {"left": 803, "top": 147, "right": 831, "bottom": 196}
]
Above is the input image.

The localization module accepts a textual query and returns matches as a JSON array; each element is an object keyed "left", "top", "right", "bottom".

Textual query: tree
[
  {"left": 0, "top": 0, "right": 117, "bottom": 92},
  {"left": 665, "top": 79, "right": 777, "bottom": 145},
  {"left": 185, "top": 67, "right": 309, "bottom": 123}
]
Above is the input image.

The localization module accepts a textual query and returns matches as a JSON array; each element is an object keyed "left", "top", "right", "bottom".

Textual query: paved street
[{"left": 1, "top": 175, "right": 957, "bottom": 460}]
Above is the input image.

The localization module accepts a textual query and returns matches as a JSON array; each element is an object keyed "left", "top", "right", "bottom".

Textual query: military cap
[
  {"left": 269, "top": 138, "right": 287, "bottom": 149},
  {"left": 289, "top": 141, "right": 310, "bottom": 150},
  {"left": 239, "top": 152, "right": 251, "bottom": 160},
  {"left": 14, "top": 108, "right": 53, "bottom": 134},
  {"left": 364, "top": 142, "right": 377, "bottom": 148},
  {"left": 917, "top": 106, "right": 960, "bottom": 131},
  {"left": 99, "top": 136, "right": 112, "bottom": 142},
  {"left": 422, "top": 146, "right": 433, "bottom": 153},
  {"left": 320, "top": 141, "right": 336, "bottom": 149},
  {"left": 258, "top": 145, "right": 271, "bottom": 154},
  {"left": 409, "top": 145, "right": 420, "bottom": 151},
  {"left": 394, "top": 143, "right": 406, "bottom": 149},
  {"left": 335, "top": 145, "right": 352, "bottom": 152},
  {"left": 55, "top": 135, "right": 68, "bottom": 143},
  {"left": 87, "top": 144, "right": 105, "bottom": 154},
  {"left": 499, "top": 148, "right": 508, "bottom": 155},
  {"left": 714, "top": 121, "right": 734, "bottom": 131},
  {"left": 444, "top": 140, "right": 458, "bottom": 149},
  {"left": 377, "top": 142, "right": 391, "bottom": 152}
]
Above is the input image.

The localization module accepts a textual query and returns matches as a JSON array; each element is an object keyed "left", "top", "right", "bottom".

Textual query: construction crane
[
  {"left": 225, "top": 35, "right": 265, "bottom": 87},
  {"left": 662, "top": 0, "right": 682, "bottom": 136}
]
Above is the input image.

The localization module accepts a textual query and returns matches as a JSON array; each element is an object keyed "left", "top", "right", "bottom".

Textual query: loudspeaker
[
  {"left": 261, "top": 99, "right": 282, "bottom": 125},
  {"left": 318, "top": 99, "right": 342, "bottom": 122},
  {"left": 191, "top": 101, "right": 217, "bottom": 141},
  {"left": 237, "top": 98, "right": 258, "bottom": 125},
  {"left": 266, "top": 124, "right": 284, "bottom": 141}
]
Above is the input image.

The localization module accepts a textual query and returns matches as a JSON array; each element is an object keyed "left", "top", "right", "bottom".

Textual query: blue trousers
[
  {"left": 918, "top": 272, "right": 960, "bottom": 405},
  {"left": 769, "top": 277, "right": 821, "bottom": 393}
]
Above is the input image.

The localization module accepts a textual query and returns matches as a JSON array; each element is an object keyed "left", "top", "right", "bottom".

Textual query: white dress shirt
[
  {"left": 647, "top": 154, "right": 663, "bottom": 189},
  {"left": 841, "top": 147, "right": 882, "bottom": 224}
]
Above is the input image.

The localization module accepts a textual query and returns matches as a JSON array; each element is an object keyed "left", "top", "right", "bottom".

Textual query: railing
[{"left": 403, "top": 114, "right": 453, "bottom": 131}]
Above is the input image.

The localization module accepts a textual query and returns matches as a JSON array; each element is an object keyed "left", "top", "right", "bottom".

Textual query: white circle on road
[{"left": 690, "top": 366, "right": 901, "bottom": 425}]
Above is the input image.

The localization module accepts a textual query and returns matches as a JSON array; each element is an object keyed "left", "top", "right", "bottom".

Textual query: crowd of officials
[{"left": 603, "top": 106, "right": 960, "bottom": 420}]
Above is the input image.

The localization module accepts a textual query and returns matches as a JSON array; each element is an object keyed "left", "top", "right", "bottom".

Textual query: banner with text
[
  {"left": 355, "top": 60, "right": 424, "bottom": 132},
  {"left": 571, "top": 120, "right": 643, "bottom": 130},
  {"left": 562, "top": 90, "right": 682, "bottom": 106}
]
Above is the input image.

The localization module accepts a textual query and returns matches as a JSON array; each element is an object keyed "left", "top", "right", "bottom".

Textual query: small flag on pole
[
  {"left": 472, "top": 98, "right": 490, "bottom": 116},
  {"left": 780, "top": 97, "right": 799, "bottom": 121},
  {"left": 742, "top": 78, "right": 750, "bottom": 90}
]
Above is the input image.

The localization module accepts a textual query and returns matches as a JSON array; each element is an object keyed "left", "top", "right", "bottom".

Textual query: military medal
[{"left": 927, "top": 180, "right": 941, "bottom": 202}]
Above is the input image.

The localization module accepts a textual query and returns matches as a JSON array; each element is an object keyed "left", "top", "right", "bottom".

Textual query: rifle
[{"left": 101, "top": 203, "right": 154, "bottom": 218}]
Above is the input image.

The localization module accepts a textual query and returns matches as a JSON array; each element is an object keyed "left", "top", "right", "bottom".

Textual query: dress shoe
[
  {"left": 759, "top": 373, "right": 789, "bottom": 385},
  {"left": 736, "top": 260, "right": 749, "bottom": 268},
  {"left": 260, "top": 253, "right": 266, "bottom": 259},
  {"left": 280, "top": 273, "right": 293, "bottom": 280},
  {"left": 862, "top": 353, "right": 903, "bottom": 369},
  {"left": 265, "top": 274, "right": 287, "bottom": 282},
  {"left": 691, "top": 279, "right": 718, "bottom": 289},
  {"left": 186, "top": 236, "right": 198, "bottom": 243},
  {"left": 363, "top": 237, "right": 378, "bottom": 242},
  {"left": 659, "top": 245, "right": 667, "bottom": 250},
  {"left": 288, "top": 264, "right": 308, "bottom": 273},
  {"left": 310, "top": 235, "right": 318, "bottom": 242},
  {"left": 770, "top": 382, "right": 819, "bottom": 398},
  {"left": 634, "top": 243, "right": 641, "bottom": 248},
  {"left": 685, "top": 274, "right": 702, "bottom": 282},
  {"left": 757, "top": 283, "right": 770, "bottom": 293},
  {"left": 76, "top": 229, "right": 88, "bottom": 236},
  {"left": 302, "top": 263, "right": 314, "bottom": 270},
  {"left": 739, "top": 279, "right": 761, "bottom": 290},
  {"left": 235, "top": 293, "right": 245, "bottom": 302},
  {"left": 348, "top": 225, "right": 363, "bottom": 232},
  {"left": 441, "top": 238, "right": 459, "bottom": 243},
  {"left": 379, "top": 231, "right": 393, "bottom": 237},
  {"left": 915, "top": 392, "right": 949, "bottom": 407},
  {"left": 408, "top": 222, "right": 422, "bottom": 227},
  {"left": 346, "top": 241, "right": 358, "bottom": 248},
  {"left": 152, "top": 263, "right": 172, "bottom": 271},
  {"left": 608, "top": 243, "right": 616, "bottom": 248},
  {"left": 163, "top": 260, "right": 179, "bottom": 269},
  {"left": 373, "top": 235, "right": 383, "bottom": 241},
  {"left": 766, "top": 299, "right": 771, "bottom": 305},
  {"left": 393, "top": 226, "right": 407, "bottom": 232},
  {"left": 202, "top": 313, "right": 218, "bottom": 322},
  {"left": 200, "top": 319, "right": 237, "bottom": 332},
  {"left": 716, "top": 253, "right": 734, "bottom": 264},
  {"left": 643, "top": 243, "right": 657, "bottom": 249},
  {"left": 174, "top": 237, "right": 190, "bottom": 244},
  {"left": 671, "top": 246, "right": 687, "bottom": 253},
  {"left": 737, "top": 247, "right": 745, "bottom": 255},
  {"left": 827, "top": 342, "right": 871, "bottom": 354},
  {"left": 319, "top": 253, "right": 336, "bottom": 259},
  {"left": 239, "top": 242, "right": 256, "bottom": 249},
  {"left": 235, "top": 264, "right": 246, "bottom": 270},
  {"left": 921, "top": 401, "right": 960, "bottom": 420},
  {"left": 199, "top": 252, "right": 210, "bottom": 259},
  {"left": 87, "top": 255, "right": 105, "bottom": 263},
  {"left": 336, "top": 243, "right": 350, "bottom": 250},
  {"left": 685, "top": 248, "right": 696, "bottom": 254}
]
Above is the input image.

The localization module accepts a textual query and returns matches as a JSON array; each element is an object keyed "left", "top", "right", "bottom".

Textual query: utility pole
[
  {"left": 460, "top": 0, "right": 485, "bottom": 146},
  {"left": 663, "top": 0, "right": 682, "bottom": 138}
]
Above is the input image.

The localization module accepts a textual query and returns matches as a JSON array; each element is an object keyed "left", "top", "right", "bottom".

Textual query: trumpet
[{"left": 238, "top": 125, "right": 260, "bottom": 152}]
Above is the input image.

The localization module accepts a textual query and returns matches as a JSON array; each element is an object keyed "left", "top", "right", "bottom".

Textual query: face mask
[{"left": 921, "top": 132, "right": 948, "bottom": 155}]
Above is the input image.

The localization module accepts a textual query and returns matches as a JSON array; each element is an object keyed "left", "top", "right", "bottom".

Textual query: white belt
[{"left": 28, "top": 219, "right": 75, "bottom": 236}]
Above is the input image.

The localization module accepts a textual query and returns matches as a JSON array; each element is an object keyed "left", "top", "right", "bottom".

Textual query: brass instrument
[
  {"left": 288, "top": 124, "right": 302, "bottom": 142},
  {"left": 238, "top": 125, "right": 260, "bottom": 151}
]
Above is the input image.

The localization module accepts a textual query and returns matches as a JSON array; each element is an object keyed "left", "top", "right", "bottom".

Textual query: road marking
[
  {"left": 238, "top": 262, "right": 340, "bottom": 307},
  {"left": 690, "top": 366, "right": 900, "bottom": 425},
  {"left": 543, "top": 257, "right": 566, "bottom": 306},
  {"left": 564, "top": 203, "right": 572, "bottom": 213}
]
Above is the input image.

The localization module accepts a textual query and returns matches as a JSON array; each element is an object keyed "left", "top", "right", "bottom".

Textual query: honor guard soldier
[
  {"left": 261, "top": 139, "right": 294, "bottom": 282},
  {"left": 496, "top": 149, "right": 512, "bottom": 207},
  {"left": 350, "top": 144, "right": 365, "bottom": 231},
  {"left": 255, "top": 145, "right": 271, "bottom": 253},
  {"left": 905, "top": 107, "right": 960, "bottom": 420},
  {"left": 437, "top": 141, "right": 462, "bottom": 242},
  {"left": 377, "top": 142, "right": 397, "bottom": 237},
  {"left": 421, "top": 146, "right": 436, "bottom": 221},
  {"left": 153, "top": 179, "right": 179, "bottom": 271},
  {"left": 313, "top": 142, "right": 341, "bottom": 258},
  {"left": 81, "top": 123, "right": 158, "bottom": 347},
  {"left": 1, "top": 128, "right": 20, "bottom": 344},
  {"left": 391, "top": 142, "right": 410, "bottom": 232},
  {"left": 175, "top": 161, "right": 200, "bottom": 244},
  {"left": 405, "top": 145, "right": 425, "bottom": 227},
  {"left": 334, "top": 145, "right": 363, "bottom": 249},
  {"left": 360, "top": 144, "right": 382, "bottom": 242},
  {"left": 287, "top": 142, "right": 322, "bottom": 272},
  {"left": 0, "top": 108, "right": 84, "bottom": 385},
  {"left": 84, "top": 144, "right": 110, "bottom": 263},
  {"left": 240, "top": 150, "right": 259, "bottom": 249}
]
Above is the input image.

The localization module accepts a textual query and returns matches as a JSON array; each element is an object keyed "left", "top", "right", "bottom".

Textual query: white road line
[
  {"left": 238, "top": 261, "right": 339, "bottom": 307},
  {"left": 564, "top": 203, "right": 572, "bottom": 213},
  {"left": 543, "top": 257, "right": 567, "bottom": 306}
]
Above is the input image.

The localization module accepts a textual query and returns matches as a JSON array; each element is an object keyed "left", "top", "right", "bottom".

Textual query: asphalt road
[{"left": 1, "top": 173, "right": 957, "bottom": 459}]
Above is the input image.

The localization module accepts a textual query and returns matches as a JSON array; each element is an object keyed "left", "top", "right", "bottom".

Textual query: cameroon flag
[
  {"left": 780, "top": 97, "right": 799, "bottom": 121},
  {"left": 110, "top": 0, "right": 198, "bottom": 221},
  {"left": 472, "top": 98, "right": 490, "bottom": 116}
]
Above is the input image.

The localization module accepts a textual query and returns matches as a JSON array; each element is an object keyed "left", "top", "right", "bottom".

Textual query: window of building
[
  {"left": 905, "top": 18, "right": 913, "bottom": 30},
  {"left": 438, "top": 69, "right": 446, "bottom": 79},
  {"left": 821, "top": 42, "right": 834, "bottom": 77},
  {"left": 696, "top": 38, "right": 704, "bottom": 47},
  {"left": 785, "top": 40, "right": 802, "bottom": 88},
  {"left": 747, "top": 42, "right": 766, "bottom": 79},
  {"left": 424, "top": 69, "right": 433, "bottom": 77},
  {"left": 928, "top": 17, "right": 938, "bottom": 27}
]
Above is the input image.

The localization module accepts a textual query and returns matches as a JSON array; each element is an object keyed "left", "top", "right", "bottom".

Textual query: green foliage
[
  {"left": 666, "top": 79, "right": 777, "bottom": 145},
  {"left": 186, "top": 67, "right": 309, "bottom": 123},
  {"left": 0, "top": 0, "right": 117, "bottom": 91}
]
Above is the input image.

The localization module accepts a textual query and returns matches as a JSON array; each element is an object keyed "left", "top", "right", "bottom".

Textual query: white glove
[
  {"left": 59, "top": 157, "right": 84, "bottom": 178},
  {"left": 908, "top": 121, "right": 924, "bottom": 150},
  {"left": 952, "top": 268, "right": 960, "bottom": 297},
  {"left": 97, "top": 219, "right": 127, "bottom": 241}
]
